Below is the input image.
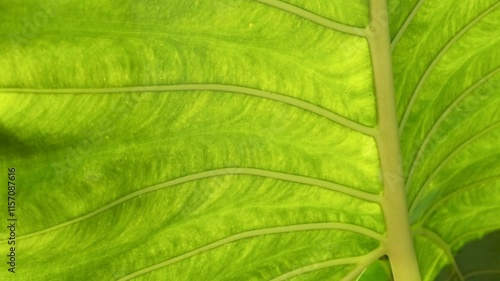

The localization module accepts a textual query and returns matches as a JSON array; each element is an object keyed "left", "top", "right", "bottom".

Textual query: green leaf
[
  {"left": 357, "top": 258, "right": 392, "bottom": 281},
  {"left": 435, "top": 230, "right": 500, "bottom": 281},
  {"left": 392, "top": 0, "right": 500, "bottom": 280},
  {"left": 0, "top": 0, "right": 498, "bottom": 280}
]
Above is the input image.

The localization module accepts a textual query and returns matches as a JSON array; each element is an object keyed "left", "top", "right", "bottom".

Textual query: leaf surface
[
  {"left": 0, "top": 0, "right": 499, "bottom": 280},
  {"left": 392, "top": 0, "right": 500, "bottom": 280}
]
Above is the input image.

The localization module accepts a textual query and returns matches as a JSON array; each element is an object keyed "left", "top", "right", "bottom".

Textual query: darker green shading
[{"left": 435, "top": 229, "right": 500, "bottom": 281}]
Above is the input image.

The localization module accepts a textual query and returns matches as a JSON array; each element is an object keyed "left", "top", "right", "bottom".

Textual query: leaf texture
[
  {"left": 0, "top": 0, "right": 499, "bottom": 280},
  {"left": 392, "top": 0, "right": 500, "bottom": 280}
]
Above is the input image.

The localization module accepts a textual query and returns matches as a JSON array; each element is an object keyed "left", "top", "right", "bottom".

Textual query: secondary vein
[
  {"left": 254, "top": 0, "right": 366, "bottom": 37},
  {"left": 340, "top": 246, "right": 386, "bottom": 281},
  {"left": 270, "top": 246, "right": 386, "bottom": 281},
  {"left": 404, "top": 68, "right": 500, "bottom": 187},
  {"left": 0, "top": 83, "right": 376, "bottom": 137},
  {"left": 390, "top": 0, "right": 426, "bottom": 51},
  {"left": 10, "top": 168, "right": 381, "bottom": 242},
  {"left": 408, "top": 121, "right": 500, "bottom": 213},
  {"left": 116, "top": 223, "right": 385, "bottom": 281},
  {"left": 417, "top": 175, "right": 500, "bottom": 225},
  {"left": 399, "top": 2, "right": 500, "bottom": 133},
  {"left": 415, "top": 228, "right": 464, "bottom": 281},
  {"left": 451, "top": 225, "right": 500, "bottom": 247}
]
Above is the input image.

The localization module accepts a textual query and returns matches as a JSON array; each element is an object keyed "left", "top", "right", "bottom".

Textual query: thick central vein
[{"left": 369, "top": 0, "right": 421, "bottom": 280}]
